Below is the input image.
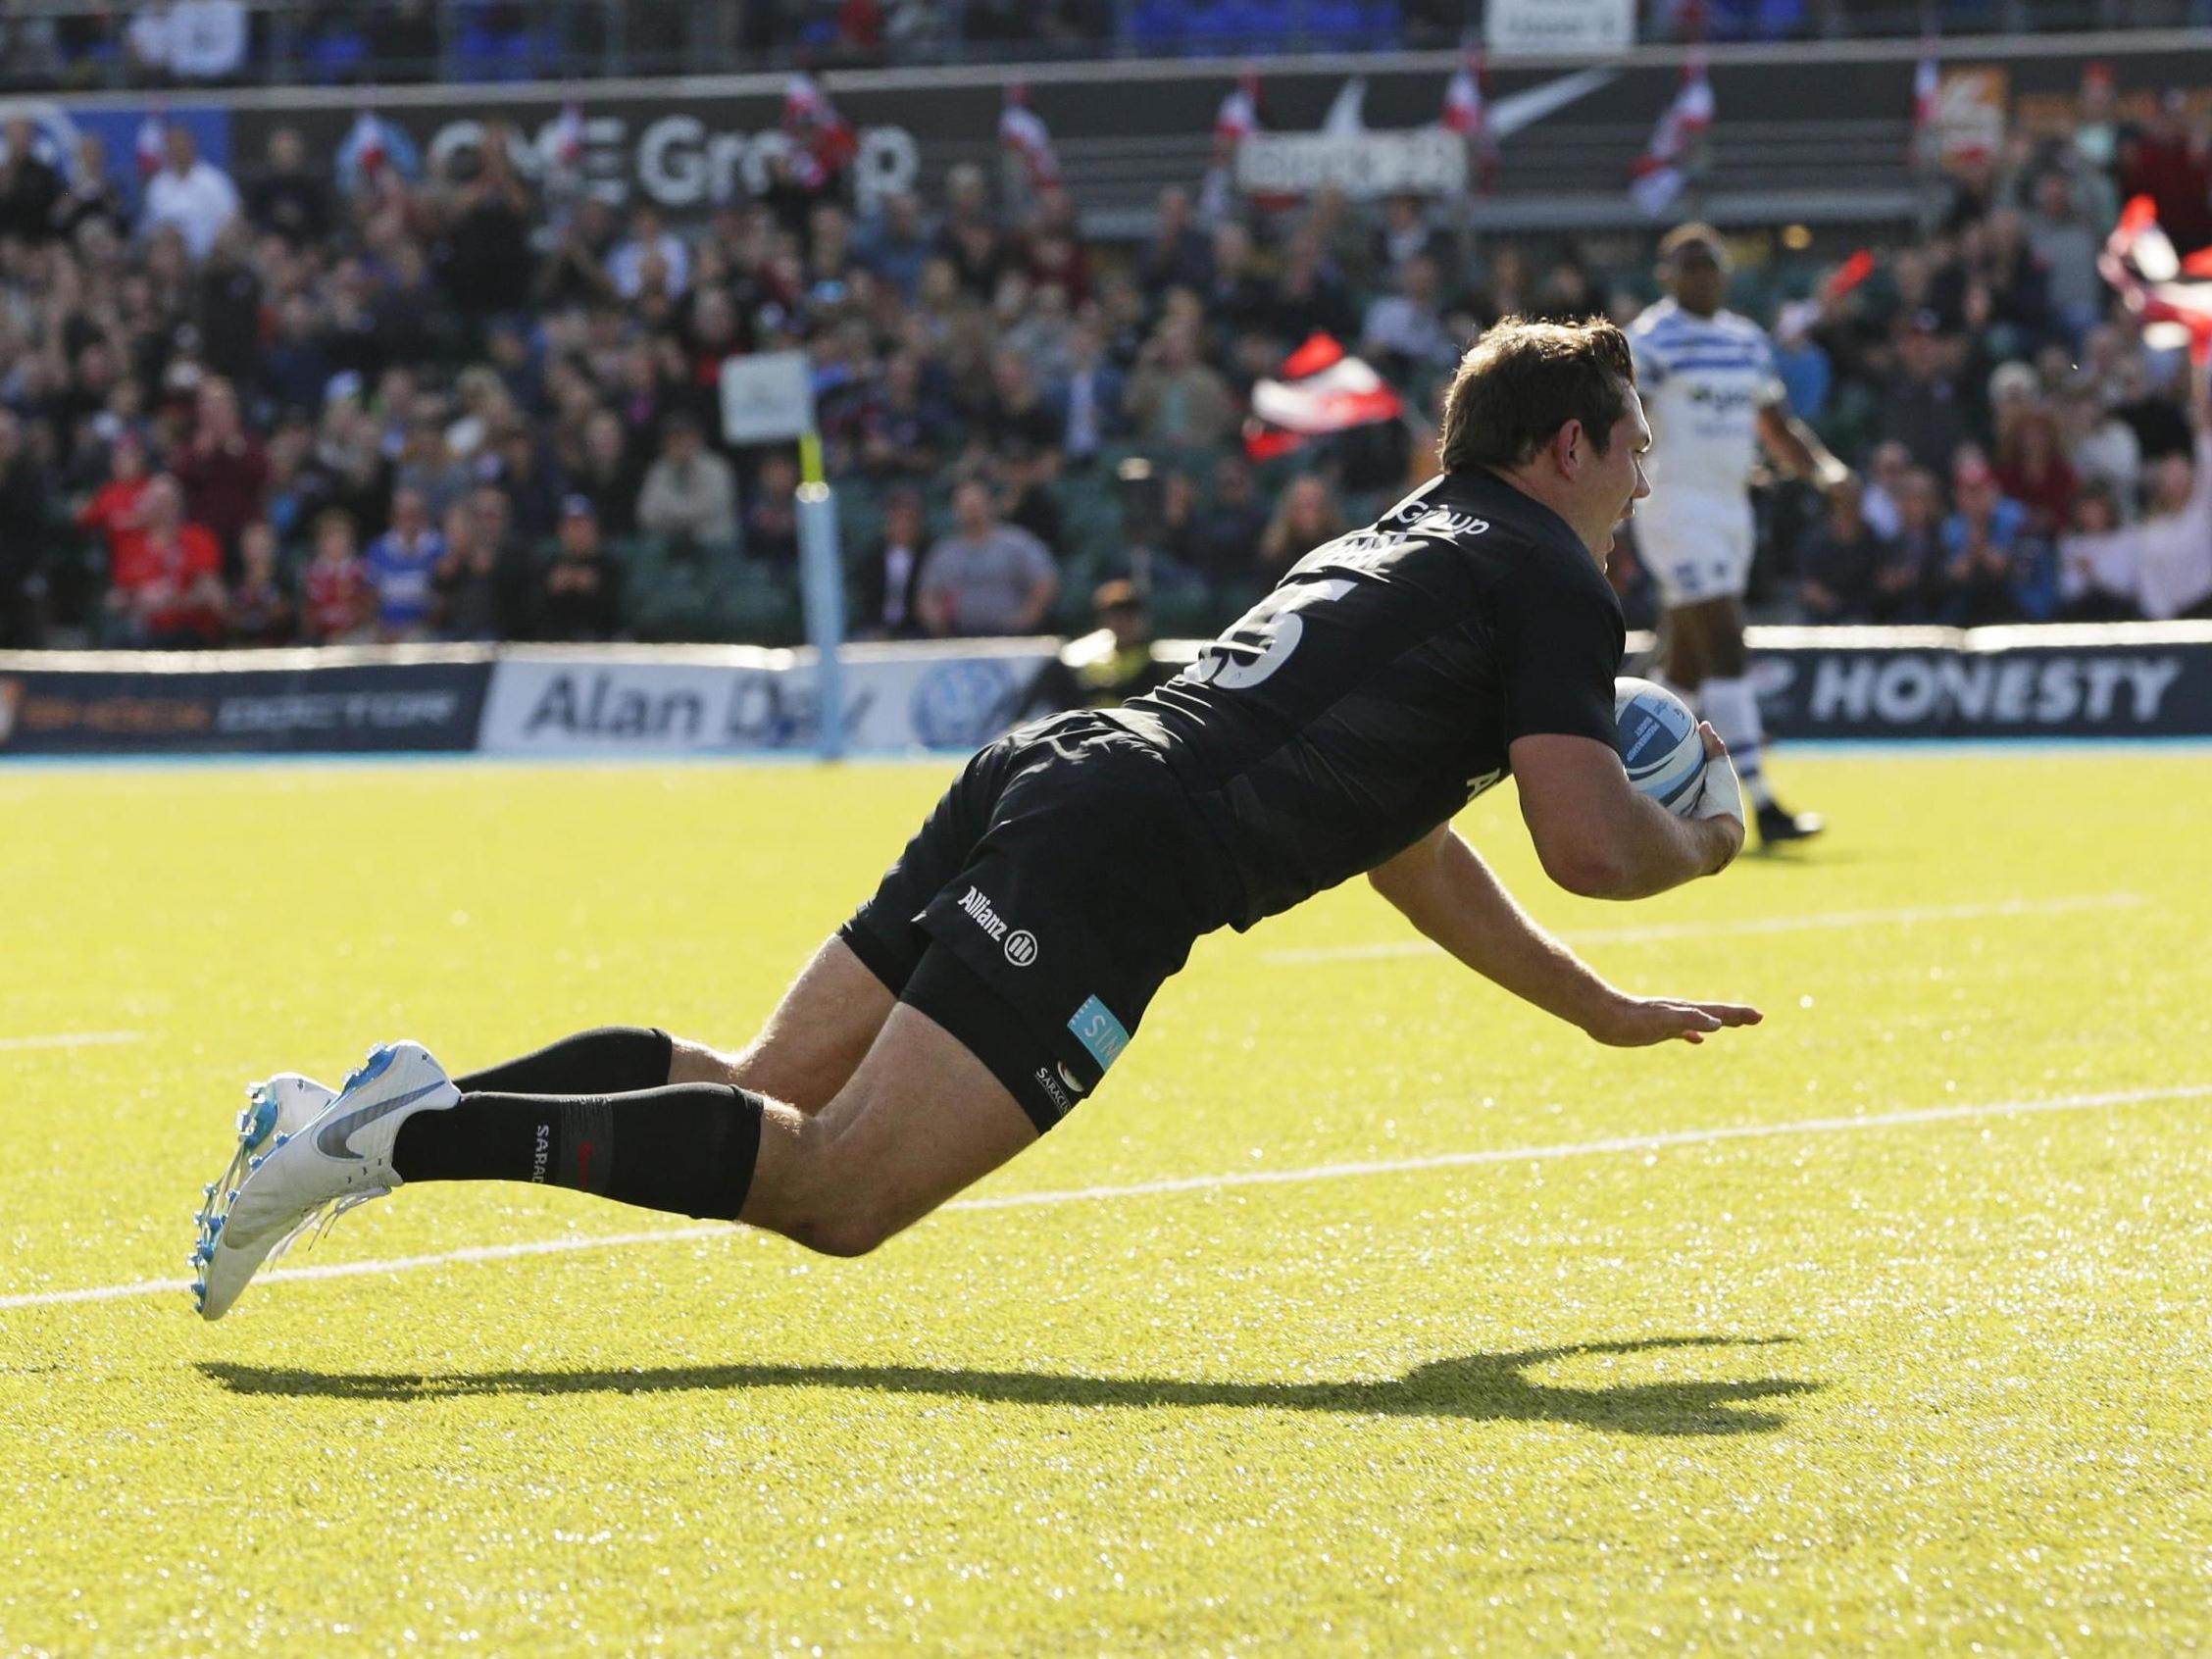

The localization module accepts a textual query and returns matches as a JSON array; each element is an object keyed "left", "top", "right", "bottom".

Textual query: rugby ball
[{"left": 1613, "top": 677, "right": 1707, "bottom": 816}]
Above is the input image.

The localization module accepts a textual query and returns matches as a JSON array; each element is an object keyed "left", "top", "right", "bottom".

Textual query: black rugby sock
[
  {"left": 454, "top": 1027, "right": 674, "bottom": 1096},
  {"left": 391, "top": 1084, "right": 764, "bottom": 1222}
]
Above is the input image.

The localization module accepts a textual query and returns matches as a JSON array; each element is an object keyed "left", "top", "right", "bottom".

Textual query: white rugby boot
[{"left": 192, "top": 1041, "right": 459, "bottom": 1321}]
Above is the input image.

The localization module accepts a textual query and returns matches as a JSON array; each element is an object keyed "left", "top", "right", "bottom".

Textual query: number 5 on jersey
[{"left": 1185, "top": 578, "right": 1356, "bottom": 690}]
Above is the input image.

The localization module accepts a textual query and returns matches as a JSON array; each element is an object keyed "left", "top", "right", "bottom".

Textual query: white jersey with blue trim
[{"left": 1627, "top": 298, "right": 1786, "bottom": 500}]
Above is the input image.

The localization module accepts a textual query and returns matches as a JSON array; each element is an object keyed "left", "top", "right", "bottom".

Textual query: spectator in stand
[
  {"left": 1258, "top": 474, "right": 1345, "bottom": 573},
  {"left": 2109, "top": 351, "right": 2193, "bottom": 466},
  {"left": 439, "top": 126, "right": 535, "bottom": 327},
  {"left": 1994, "top": 403, "right": 2078, "bottom": 539},
  {"left": 560, "top": 408, "right": 637, "bottom": 536},
  {"left": 302, "top": 508, "right": 374, "bottom": 642},
  {"left": 393, "top": 409, "right": 471, "bottom": 519},
  {"left": 1362, "top": 250, "right": 1456, "bottom": 386},
  {"left": 142, "top": 124, "right": 241, "bottom": 263},
  {"left": 636, "top": 413, "right": 739, "bottom": 551},
  {"left": 1373, "top": 193, "right": 1449, "bottom": 282},
  {"left": 433, "top": 496, "right": 524, "bottom": 641},
  {"left": 536, "top": 196, "right": 622, "bottom": 311},
  {"left": 1875, "top": 467, "right": 1945, "bottom": 623},
  {"left": 171, "top": 376, "right": 269, "bottom": 560},
  {"left": 1798, "top": 475, "right": 1896, "bottom": 624},
  {"left": 917, "top": 478, "right": 1057, "bottom": 637},
  {"left": 539, "top": 495, "right": 624, "bottom": 641},
  {"left": 858, "top": 190, "right": 930, "bottom": 303},
  {"left": 2061, "top": 380, "right": 2142, "bottom": 515},
  {"left": 2125, "top": 360, "right": 2212, "bottom": 619},
  {"left": 226, "top": 521, "right": 295, "bottom": 645},
  {"left": 610, "top": 204, "right": 691, "bottom": 301},
  {"left": 0, "top": 117, "right": 63, "bottom": 248},
  {"left": 1878, "top": 311, "right": 1974, "bottom": 475},
  {"left": 2025, "top": 171, "right": 2104, "bottom": 349},
  {"left": 2057, "top": 481, "right": 2143, "bottom": 622},
  {"left": 1055, "top": 318, "right": 1123, "bottom": 468},
  {"left": 851, "top": 484, "right": 929, "bottom": 640},
  {"left": 245, "top": 126, "right": 332, "bottom": 249},
  {"left": 1203, "top": 222, "right": 1276, "bottom": 341},
  {"left": 78, "top": 431, "right": 157, "bottom": 607},
  {"left": 197, "top": 224, "right": 265, "bottom": 387},
  {"left": 168, "top": 0, "right": 250, "bottom": 82},
  {"left": 975, "top": 348, "right": 1061, "bottom": 468},
  {"left": 1859, "top": 440, "right": 1912, "bottom": 539},
  {"left": 933, "top": 163, "right": 1009, "bottom": 300},
  {"left": 1162, "top": 452, "right": 1270, "bottom": 601},
  {"left": 859, "top": 349, "right": 945, "bottom": 479},
  {"left": 55, "top": 133, "right": 126, "bottom": 244},
  {"left": 0, "top": 409, "right": 49, "bottom": 647},
  {"left": 1126, "top": 320, "right": 1237, "bottom": 451},
  {"left": 1269, "top": 232, "right": 1359, "bottom": 346},
  {"left": 1136, "top": 186, "right": 1211, "bottom": 297},
  {"left": 364, "top": 485, "right": 446, "bottom": 640},
  {"left": 744, "top": 450, "right": 802, "bottom": 567},
  {"left": 111, "top": 475, "right": 226, "bottom": 647},
  {"left": 1936, "top": 452, "right": 2055, "bottom": 626},
  {"left": 484, "top": 419, "right": 568, "bottom": 551}
]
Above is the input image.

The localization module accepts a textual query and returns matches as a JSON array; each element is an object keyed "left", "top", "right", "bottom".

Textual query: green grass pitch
[{"left": 3, "top": 748, "right": 2209, "bottom": 1655}]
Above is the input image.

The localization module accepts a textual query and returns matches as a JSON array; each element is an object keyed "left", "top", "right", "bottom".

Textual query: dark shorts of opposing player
[{"left": 836, "top": 710, "right": 1234, "bottom": 1133}]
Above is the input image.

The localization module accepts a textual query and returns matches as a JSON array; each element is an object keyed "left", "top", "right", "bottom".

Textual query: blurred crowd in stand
[{"left": 0, "top": 57, "right": 2209, "bottom": 660}]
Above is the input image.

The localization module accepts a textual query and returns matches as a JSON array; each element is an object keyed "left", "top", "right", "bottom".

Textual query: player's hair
[
  {"left": 1436, "top": 316, "right": 1636, "bottom": 473},
  {"left": 1657, "top": 222, "right": 1728, "bottom": 263}
]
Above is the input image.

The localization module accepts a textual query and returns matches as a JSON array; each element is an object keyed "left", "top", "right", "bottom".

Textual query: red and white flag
[
  {"left": 1199, "top": 68, "right": 1263, "bottom": 224},
  {"left": 347, "top": 108, "right": 390, "bottom": 181},
  {"left": 1245, "top": 333, "right": 1407, "bottom": 462},
  {"left": 1629, "top": 51, "right": 1714, "bottom": 218},
  {"left": 782, "top": 74, "right": 858, "bottom": 189},
  {"left": 1441, "top": 49, "right": 1497, "bottom": 195},
  {"left": 999, "top": 83, "right": 1060, "bottom": 190},
  {"left": 2101, "top": 194, "right": 2212, "bottom": 362},
  {"left": 135, "top": 112, "right": 165, "bottom": 180},
  {"left": 553, "top": 100, "right": 586, "bottom": 172},
  {"left": 1776, "top": 248, "right": 1877, "bottom": 343},
  {"left": 1910, "top": 35, "right": 1940, "bottom": 168}
]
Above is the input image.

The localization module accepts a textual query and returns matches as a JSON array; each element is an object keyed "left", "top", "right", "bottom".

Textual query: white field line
[
  {"left": 0, "top": 1031, "right": 144, "bottom": 1054},
  {"left": 1261, "top": 892, "right": 2146, "bottom": 967},
  {"left": 3, "top": 1080, "right": 2206, "bottom": 1314}
]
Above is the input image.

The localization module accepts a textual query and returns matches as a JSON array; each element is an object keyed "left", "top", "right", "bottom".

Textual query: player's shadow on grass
[{"left": 202, "top": 1334, "right": 1815, "bottom": 1437}]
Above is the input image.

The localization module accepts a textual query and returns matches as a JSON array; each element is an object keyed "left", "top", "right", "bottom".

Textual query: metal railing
[{"left": 0, "top": 0, "right": 2203, "bottom": 92}]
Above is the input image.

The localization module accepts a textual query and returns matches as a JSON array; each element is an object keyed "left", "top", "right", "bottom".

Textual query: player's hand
[
  {"left": 1692, "top": 723, "right": 1746, "bottom": 870},
  {"left": 1586, "top": 993, "right": 1765, "bottom": 1047}
]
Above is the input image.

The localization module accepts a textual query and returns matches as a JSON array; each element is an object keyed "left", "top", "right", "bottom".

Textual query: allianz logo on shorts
[{"left": 959, "top": 884, "right": 1038, "bottom": 967}]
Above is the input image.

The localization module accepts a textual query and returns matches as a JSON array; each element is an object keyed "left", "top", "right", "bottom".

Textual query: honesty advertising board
[{"left": 1743, "top": 626, "right": 2212, "bottom": 739}]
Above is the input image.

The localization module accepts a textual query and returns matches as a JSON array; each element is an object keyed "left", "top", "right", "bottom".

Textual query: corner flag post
[
  {"left": 723, "top": 351, "right": 846, "bottom": 761},
  {"left": 795, "top": 429, "right": 847, "bottom": 761}
]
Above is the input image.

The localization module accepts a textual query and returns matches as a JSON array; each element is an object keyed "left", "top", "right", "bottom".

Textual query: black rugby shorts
[{"left": 836, "top": 710, "right": 1227, "bottom": 1133}]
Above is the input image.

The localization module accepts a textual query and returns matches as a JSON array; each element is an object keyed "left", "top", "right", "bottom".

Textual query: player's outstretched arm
[
  {"left": 1756, "top": 401, "right": 1850, "bottom": 491},
  {"left": 1367, "top": 826, "right": 1762, "bottom": 1046},
  {"left": 1510, "top": 730, "right": 1742, "bottom": 901}
]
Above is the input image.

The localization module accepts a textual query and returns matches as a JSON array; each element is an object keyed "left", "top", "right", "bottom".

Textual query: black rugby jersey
[{"left": 1108, "top": 467, "right": 1625, "bottom": 929}]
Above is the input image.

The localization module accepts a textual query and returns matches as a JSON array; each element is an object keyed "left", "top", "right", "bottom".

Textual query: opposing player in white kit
[{"left": 1628, "top": 223, "right": 1847, "bottom": 845}]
